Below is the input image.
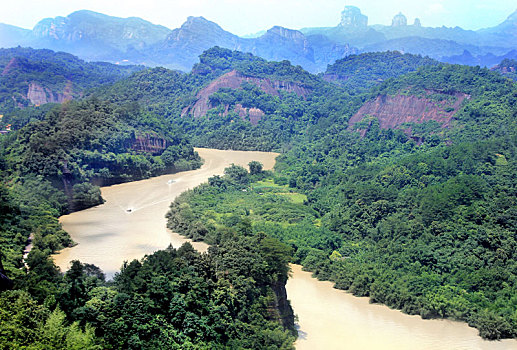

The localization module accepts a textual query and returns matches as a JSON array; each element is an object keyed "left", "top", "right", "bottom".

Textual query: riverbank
[
  {"left": 53, "top": 148, "right": 517, "bottom": 349},
  {"left": 53, "top": 148, "right": 278, "bottom": 277},
  {"left": 288, "top": 264, "right": 516, "bottom": 350}
]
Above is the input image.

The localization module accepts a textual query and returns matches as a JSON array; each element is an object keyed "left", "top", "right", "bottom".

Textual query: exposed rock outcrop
[
  {"left": 340, "top": 6, "right": 368, "bottom": 28},
  {"left": 130, "top": 134, "right": 170, "bottom": 155},
  {"left": 491, "top": 58, "right": 517, "bottom": 80},
  {"left": 349, "top": 92, "right": 469, "bottom": 133},
  {"left": 392, "top": 13, "right": 408, "bottom": 27},
  {"left": 232, "top": 104, "right": 265, "bottom": 125},
  {"left": 33, "top": 10, "right": 171, "bottom": 50},
  {"left": 26, "top": 81, "right": 74, "bottom": 105},
  {"left": 270, "top": 280, "right": 296, "bottom": 335},
  {"left": 183, "top": 70, "right": 311, "bottom": 118},
  {"left": 0, "top": 258, "right": 13, "bottom": 291}
]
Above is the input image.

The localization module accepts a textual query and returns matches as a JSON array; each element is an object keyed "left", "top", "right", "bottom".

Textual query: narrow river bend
[
  {"left": 53, "top": 148, "right": 278, "bottom": 276},
  {"left": 54, "top": 148, "right": 517, "bottom": 350}
]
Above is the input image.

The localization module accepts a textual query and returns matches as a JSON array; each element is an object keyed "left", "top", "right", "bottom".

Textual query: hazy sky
[{"left": 1, "top": 0, "right": 515, "bottom": 35}]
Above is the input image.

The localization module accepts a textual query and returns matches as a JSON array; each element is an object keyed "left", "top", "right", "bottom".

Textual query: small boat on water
[{"left": 167, "top": 179, "right": 175, "bottom": 184}]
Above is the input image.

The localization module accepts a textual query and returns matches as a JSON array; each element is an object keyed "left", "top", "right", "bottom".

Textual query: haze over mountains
[{"left": 1, "top": 6, "right": 516, "bottom": 72}]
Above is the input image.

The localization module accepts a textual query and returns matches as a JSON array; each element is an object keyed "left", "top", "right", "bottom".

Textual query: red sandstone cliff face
[
  {"left": 232, "top": 104, "right": 265, "bottom": 125},
  {"left": 3, "top": 58, "right": 76, "bottom": 106},
  {"left": 182, "top": 70, "right": 311, "bottom": 120},
  {"left": 349, "top": 92, "right": 469, "bottom": 133},
  {"left": 26, "top": 81, "right": 74, "bottom": 105},
  {"left": 130, "top": 134, "right": 169, "bottom": 155}
]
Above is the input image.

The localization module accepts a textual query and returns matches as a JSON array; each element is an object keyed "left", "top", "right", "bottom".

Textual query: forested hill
[
  {"left": 94, "top": 47, "right": 516, "bottom": 152},
  {"left": 154, "top": 50, "right": 517, "bottom": 339},
  {"left": 267, "top": 63, "right": 517, "bottom": 337},
  {"left": 323, "top": 51, "right": 439, "bottom": 93},
  {"left": 0, "top": 45, "right": 516, "bottom": 347},
  {"left": 97, "top": 47, "right": 444, "bottom": 151},
  {"left": 93, "top": 47, "right": 347, "bottom": 151},
  {"left": 95, "top": 47, "right": 517, "bottom": 340},
  {"left": 0, "top": 47, "right": 143, "bottom": 114}
]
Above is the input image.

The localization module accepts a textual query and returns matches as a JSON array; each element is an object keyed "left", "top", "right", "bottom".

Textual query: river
[
  {"left": 54, "top": 148, "right": 277, "bottom": 276},
  {"left": 54, "top": 148, "right": 517, "bottom": 350}
]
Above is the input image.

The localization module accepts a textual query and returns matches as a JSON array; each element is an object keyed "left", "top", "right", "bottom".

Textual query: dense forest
[
  {"left": 323, "top": 51, "right": 439, "bottom": 93},
  {"left": 1, "top": 45, "right": 517, "bottom": 347},
  {"left": 163, "top": 51, "right": 517, "bottom": 339},
  {"left": 0, "top": 47, "right": 143, "bottom": 114},
  {"left": 1, "top": 240, "right": 295, "bottom": 349},
  {"left": 93, "top": 47, "right": 364, "bottom": 151},
  {"left": 0, "top": 97, "right": 201, "bottom": 275}
]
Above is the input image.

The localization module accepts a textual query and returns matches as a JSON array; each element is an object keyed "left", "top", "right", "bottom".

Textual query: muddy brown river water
[{"left": 54, "top": 148, "right": 517, "bottom": 350}]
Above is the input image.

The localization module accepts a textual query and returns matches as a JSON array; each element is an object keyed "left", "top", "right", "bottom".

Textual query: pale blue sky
[{"left": 1, "top": 0, "right": 515, "bottom": 35}]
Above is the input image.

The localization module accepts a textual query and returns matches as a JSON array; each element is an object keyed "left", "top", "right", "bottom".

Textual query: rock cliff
[
  {"left": 340, "top": 6, "right": 368, "bottom": 27},
  {"left": 349, "top": 92, "right": 469, "bottom": 133},
  {"left": 270, "top": 280, "right": 297, "bottom": 335},
  {"left": 27, "top": 81, "right": 74, "bottom": 105},
  {"left": 232, "top": 104, "right": 265, "bottom": 125},
  {"left": 0, "top": 258, "right": 13, "bottom": 291},
  {"left": 130, "top": 133, "right": 170, "bottom": 155},
  {"left": 491, "top": 58, "right": 517, "bottom": 80},
  {"left": 183, "top": 70, "right": 311, "bottom": 118},
  {"left": 392, "top": 13, "right": 408, "bottom": 27},
  {"left": 32, "top": 10, "right": 171, "bottom": 51}
]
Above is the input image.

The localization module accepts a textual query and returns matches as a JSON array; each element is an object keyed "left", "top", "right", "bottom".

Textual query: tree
[
  {"left": 224, "top": 164, "right": 249, "bottom": 186},
  {"left": 248, "top": 161, "right": 263, "bottom": 175}
]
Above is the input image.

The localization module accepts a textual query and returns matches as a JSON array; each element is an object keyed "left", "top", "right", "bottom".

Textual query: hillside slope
[{"left": 0, "top": 47, "right": 143, "bottom": 115}]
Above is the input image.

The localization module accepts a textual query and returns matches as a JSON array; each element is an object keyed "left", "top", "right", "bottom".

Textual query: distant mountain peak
[
  {"left": 265, "top": 26, "right": 306, "bottom": 40},
  {"left": 186, "top": 16, "right": 209, "bottom": 23},
  {"left": 174, "top": 16, "right": 227, "bottom": 35},
  {"left": 483, "top": 8, "right": 517, "bottom": 37},
  {"left": 392, "top": 12, "right": 407, "bottom": 27},
  {"left": 68, "top": 10, "right": 108, "bottom": 18},
  {"left": 166, "top": 16, "right": 232, "bottom": 44},
  {"left": 183, "top": 16, "right": 221, "bottom": 29},
  {"left": 339, "top": 6, "right": 368, "bottom": 27}
]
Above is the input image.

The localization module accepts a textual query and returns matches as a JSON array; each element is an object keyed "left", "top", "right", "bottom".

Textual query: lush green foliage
[
  {"left": 94, "top": 46, "right": 361, "bottom": 151},
  {"left": 0, "top": 47, "right": 142, "bottom": 114},
  {"left": 0, "top": 94, "right": 201, "bottom": 288},
  {"left": 0, "top": 238, "right": 295, "bottom": 349},
  {"left": 1, "top": 47, "right": 517, "bottom": 347},
  {"left": 324, "top": 51, "right": 439, "bottom": 93},
  {"left": 160, "top": 54, "right": 517, "bottom": 340},
  {"left": 5, "top": 98, "right": 200, "bottom": 185},
  {"left": 369, "top": 64, "right": 517, "bottom": 142},
  {"left": 170, "top": 138, "right": 517, "bottom": 340}
]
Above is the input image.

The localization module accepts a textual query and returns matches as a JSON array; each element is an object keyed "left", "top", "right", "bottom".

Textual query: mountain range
[{"left": 0, "top": 7, "right": 516, "bottom": 72}]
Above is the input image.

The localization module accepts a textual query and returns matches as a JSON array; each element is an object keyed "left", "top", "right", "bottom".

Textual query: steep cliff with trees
[{"left": 0, "top": 47, "right": 142, "bottom": 114}]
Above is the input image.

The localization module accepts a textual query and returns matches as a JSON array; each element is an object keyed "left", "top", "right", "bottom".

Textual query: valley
[
  {"left": 54, "top": 148, "right": 277, "bottom": 277},
  {"left": 54, "top": 148, "right": 517, "bottom": 349},
  {"left": 0, "top": 5, "right": 516, "bottom": 346}
]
